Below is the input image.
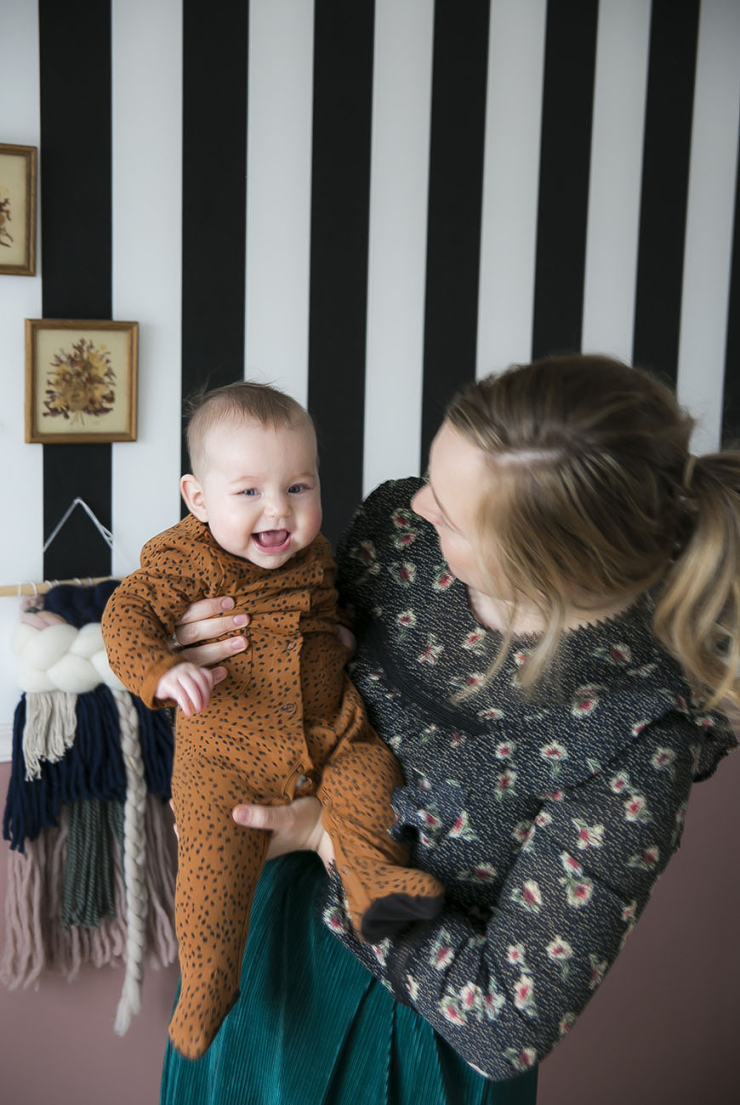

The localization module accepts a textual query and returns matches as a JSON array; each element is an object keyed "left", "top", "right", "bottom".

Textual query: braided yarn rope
[{"left": 110, "top": 687, "right": 149, "bottom": 1036}]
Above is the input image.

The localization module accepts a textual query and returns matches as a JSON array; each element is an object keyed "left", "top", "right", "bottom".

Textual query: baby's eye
[
  {"left": 240, "top": 488, "right": 259, "bottom": 497},
  {"left": 288, "top": 483, "right": 308, "bottom": 494}
]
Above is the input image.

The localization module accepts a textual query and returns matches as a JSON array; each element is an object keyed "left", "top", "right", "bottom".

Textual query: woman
[{"left": 160, "top": 355, "right": 738, "bottom": 1104}]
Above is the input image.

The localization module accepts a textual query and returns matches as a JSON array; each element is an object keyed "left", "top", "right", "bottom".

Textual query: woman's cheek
[{"left": 438, "top": 533, "right": 457, "bottom": 568}]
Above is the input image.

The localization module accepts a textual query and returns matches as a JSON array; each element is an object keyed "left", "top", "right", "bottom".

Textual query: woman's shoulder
[
  {"left": 338, "top": 477, "right": 430, "bottom": 573},
  {"left": 337, "top": 476, "right": 458, "bottom": 603},
  {"left": 351, "top": 477, "right": 424, "bottom": 530}
]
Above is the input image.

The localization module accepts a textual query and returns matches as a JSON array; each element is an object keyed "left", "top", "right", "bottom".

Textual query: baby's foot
[{"left": 360, "top": 890, "right": 445, "bottom": 942}]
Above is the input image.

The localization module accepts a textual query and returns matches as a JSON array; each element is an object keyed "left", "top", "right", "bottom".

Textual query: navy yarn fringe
[
  {"left": 3, "top": 686, "right": 174, "bottom": 853},
  {"left": 134, "top": 697, "right": 174, "bottom": 801}
]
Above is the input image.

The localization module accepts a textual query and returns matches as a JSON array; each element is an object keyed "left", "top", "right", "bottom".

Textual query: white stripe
[
  {"left": 581, "top": 0, "right": 651, "bottom": 361},
  {"left": 476, "top": 0, "right": 547, "bottom": 376},
  {"left": 362, "top": 0, "right": 434, "bottom": 494},
  {"left": 245, "top": 0, "right": 314, "bottom": 409},
  {"left": 111, "top": 0, "right": 183, "bottom": 574},
  {"left": 0, "top": 1, "right": 42, "bottom": 735},
  {"left": 677, "top": 0, "right": 740, "bottom": 455}
]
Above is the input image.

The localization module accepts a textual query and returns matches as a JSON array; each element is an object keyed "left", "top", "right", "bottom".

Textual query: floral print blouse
[{"left": 322, "top": 478, "right": 737, "bottom": 1082}]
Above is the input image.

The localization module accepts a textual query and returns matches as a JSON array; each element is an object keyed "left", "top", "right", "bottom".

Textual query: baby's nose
[{"left": 265, "top": 493, "right": 290, "bottom": 519}]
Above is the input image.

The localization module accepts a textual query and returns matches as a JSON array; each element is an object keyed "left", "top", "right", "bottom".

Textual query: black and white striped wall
[{"left": 2, "top": 0, "right": 739, "bottom": 730}]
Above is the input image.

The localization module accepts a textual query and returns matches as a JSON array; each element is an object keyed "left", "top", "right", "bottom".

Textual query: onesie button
[
  {"left": 286, "top": 641, "right": 295, "bottom": 651},
  {"left": 282, "top": 703, "right": 295, "bottom": 713},
  {"left": 296, "top": 775, "right": 308, "bottom": 787}
]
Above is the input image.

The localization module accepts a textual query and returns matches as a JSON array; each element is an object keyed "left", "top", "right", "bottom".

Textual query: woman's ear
[{"left": 181, "top": 473, "right": 208, "bottom": 521}]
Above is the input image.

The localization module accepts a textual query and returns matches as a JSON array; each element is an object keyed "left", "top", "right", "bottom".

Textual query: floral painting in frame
[
  {"left": 0, "top": 144, "right": 37, "bottom": 276},
  {"left": 25, "top": 319, "right": 138, "bottom": 444}
]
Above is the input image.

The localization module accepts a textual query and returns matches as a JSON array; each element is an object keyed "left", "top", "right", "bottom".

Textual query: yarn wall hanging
[{"left": 1, "top": 580, "right": 177, "bottom": 1035}]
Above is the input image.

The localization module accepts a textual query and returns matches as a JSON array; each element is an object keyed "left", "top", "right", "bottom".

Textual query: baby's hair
[
  {"left": 186, "top": 380, "right": 312, "bottom": 477},
  {"left": 446, "top": 354, "right": 740, "bottom": 710}
]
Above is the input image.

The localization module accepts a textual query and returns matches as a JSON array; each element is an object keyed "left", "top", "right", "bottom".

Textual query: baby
[{"left": 102, "top": 382, "right": 443, "bottom": 1059}]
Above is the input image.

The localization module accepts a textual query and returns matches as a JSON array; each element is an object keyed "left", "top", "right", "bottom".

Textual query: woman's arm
[{"left": 319, "top": 716, "right": 697, "bottom": 1081}]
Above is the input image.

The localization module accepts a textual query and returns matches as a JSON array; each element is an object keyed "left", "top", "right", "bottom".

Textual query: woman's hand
[
  {"left": 336, "top": 624, "right": 356, "bottom": 657},
  {"left": 233, "top": 797, "right": 336, "bottom": 868},
  {"left": 170, "top": 596, "right": 249, "bottom": 674},
  {"left": 169, "top": 796, "right": 335, "bottom": 868}
]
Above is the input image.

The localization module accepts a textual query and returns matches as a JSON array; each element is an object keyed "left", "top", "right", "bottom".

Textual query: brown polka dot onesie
[{"left": 101, "top": 513, "right": 443, "bottom": 1059}]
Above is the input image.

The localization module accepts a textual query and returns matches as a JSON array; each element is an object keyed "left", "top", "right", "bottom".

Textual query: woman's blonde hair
[{"left": 446, "top": 354, "right": 740, "bottom": 710}]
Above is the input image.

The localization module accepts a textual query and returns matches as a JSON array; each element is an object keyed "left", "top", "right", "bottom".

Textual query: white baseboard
[{"left": 0, "top": 723, "right": 13, "bottom": 764}]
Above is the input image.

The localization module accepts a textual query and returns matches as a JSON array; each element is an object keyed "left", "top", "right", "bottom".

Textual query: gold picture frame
[
  {"left": 25, "top": 319, "right": 139, "bottom": 444},
  {"left": 0, "top": 144, "right": 37, "bottom": 276}
]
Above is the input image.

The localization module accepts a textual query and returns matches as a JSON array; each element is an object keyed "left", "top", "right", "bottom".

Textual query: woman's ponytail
[{"left": 653, "top": 452, "right": 740, "bottom": 711}]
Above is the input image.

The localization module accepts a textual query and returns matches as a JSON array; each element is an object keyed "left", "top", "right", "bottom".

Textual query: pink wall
[
  {"left": 0, "top": 763, "right": 179, "bottom": 1105},
  {"left": 540, "top": 744, "right": 740, "bottom": 1104},
  {"left": 2, "top": 752, "right": 739, "bottom": 1104}
]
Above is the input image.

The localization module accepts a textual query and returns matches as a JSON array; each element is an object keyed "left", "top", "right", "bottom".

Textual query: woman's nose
[{"left": 411, "top": 486, "right": 431, "bottom": 521}]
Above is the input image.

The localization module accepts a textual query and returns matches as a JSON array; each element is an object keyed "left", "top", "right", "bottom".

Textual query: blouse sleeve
[{"left": 322, "top": 714, "right": 697, "bottom": 1081}]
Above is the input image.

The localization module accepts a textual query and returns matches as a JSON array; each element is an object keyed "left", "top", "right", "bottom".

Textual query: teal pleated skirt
[{"left": 160, "top": 854, "right": 538, "bottom": 1105}]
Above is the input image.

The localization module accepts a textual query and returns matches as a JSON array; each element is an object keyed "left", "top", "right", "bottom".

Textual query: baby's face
[{"left": 193, "top": 416, "right": 322, "bottom": 569}]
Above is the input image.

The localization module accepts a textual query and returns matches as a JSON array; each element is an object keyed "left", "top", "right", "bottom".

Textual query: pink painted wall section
[
  {"left": 2, "top": 752, "right": 739, "bottom": 1104},
  {"left": 0, "top": 764, "right": 179, "bottom": 1105},
  {"left": 540, "top": 744, "right": 740, "bottom": 1104}
]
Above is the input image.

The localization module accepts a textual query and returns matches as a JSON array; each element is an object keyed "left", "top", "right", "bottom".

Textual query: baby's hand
[
  {"left": 156, "top": 662, "right": 217, "bottom": 715},
  {"left": 336, "top": 624, "right": 356, "bottom": 656}
]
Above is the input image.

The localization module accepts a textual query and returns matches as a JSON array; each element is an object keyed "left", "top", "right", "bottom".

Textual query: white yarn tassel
[
  {"left": 110, "top": 688, "right": 148, "bottom": 1036},
  {"left": 22, "top": 691, "right": 78, "bottom": 780}
]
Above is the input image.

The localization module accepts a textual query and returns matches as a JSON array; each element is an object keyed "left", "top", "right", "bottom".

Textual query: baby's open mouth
[{"left": 253, "top": 529, "right": 291, "bottom": 551}]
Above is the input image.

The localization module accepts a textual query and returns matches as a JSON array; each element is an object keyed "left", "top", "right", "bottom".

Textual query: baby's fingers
[{"left": 175, "top": 670, "right": 210, "bottom": 714}]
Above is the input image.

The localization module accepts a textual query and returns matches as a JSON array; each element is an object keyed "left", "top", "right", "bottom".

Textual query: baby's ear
[{"left": 181, "top": 473, "right": 208, "bottom": 521}]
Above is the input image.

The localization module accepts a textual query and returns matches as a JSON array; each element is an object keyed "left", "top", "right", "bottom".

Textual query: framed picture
[
  {"left": 0, "top": 144, "right": 37, "bottom": 276},
  {"left": 25, "top": 319, "right": 139, "bottom": 444}
]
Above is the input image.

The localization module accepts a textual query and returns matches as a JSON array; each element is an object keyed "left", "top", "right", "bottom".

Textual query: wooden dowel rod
[{"left": 0, "top": 577, "right": 114, "bottom": 598}]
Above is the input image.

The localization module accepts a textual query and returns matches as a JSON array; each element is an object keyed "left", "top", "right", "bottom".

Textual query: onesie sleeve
[
  {"left": 303, "top": 535, "right": 354, "bottom": 633},
  {"left": 321, "top": 714, "right": 698, "bottom": 1081},
  {"left": 101, "top": 530, "right": 219, "bottom": 708}
]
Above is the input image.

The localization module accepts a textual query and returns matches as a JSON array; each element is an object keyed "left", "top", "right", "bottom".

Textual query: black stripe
[
  {"left": 722, "top": 140, "right": 740, "bottom": 447},
  {"left": 531, "top": 0, "right": 598, "bottom": 362},
  {"left": 420, "top": 0, "right": 490, "bottom": 467},
  {"left": 39, "top": 0, "right": 113, "bottom": 579},
  {"left": 632, "top": 0, "right": 700, "bottom": 388},
  {"left": 181, "top": 0, "right": 249, "bottom": 477},
  {"left": 307, "top": 0, "right": 375, "bottom": 545}
]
